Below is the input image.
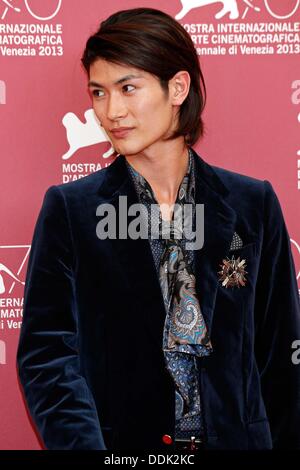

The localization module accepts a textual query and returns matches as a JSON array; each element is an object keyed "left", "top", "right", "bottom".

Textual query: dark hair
[{"left": 81, "top": 7, "right": 206, "bottom": 146}]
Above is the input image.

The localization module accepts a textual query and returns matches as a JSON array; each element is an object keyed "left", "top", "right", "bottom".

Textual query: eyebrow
[{"left": 88, "top": 74, "right": 143, "bottom": 88}]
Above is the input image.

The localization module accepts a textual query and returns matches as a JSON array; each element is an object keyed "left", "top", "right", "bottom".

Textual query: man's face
[{"left": 88, "top": 59, "right": 178, "bottom": 156}]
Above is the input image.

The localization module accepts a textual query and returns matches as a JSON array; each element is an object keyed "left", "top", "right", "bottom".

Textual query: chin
[{"left": 113, "top": 142, "right": 145, "bottom": 157}]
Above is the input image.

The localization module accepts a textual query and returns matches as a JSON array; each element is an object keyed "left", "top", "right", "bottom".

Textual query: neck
[{"left": 124, "top": 141, "right": 190, "bottom": 206}]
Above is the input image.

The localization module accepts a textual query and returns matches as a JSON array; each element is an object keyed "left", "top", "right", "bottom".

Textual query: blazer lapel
[
  {"left": 97, "top": 155, "right": 167, "bottom": 350},
  {"left": 191, "top": 148, "right": 237, "bottom": 336}
]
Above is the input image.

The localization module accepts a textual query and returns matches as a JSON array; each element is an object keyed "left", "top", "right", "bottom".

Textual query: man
[{"left": 17, "top": 7, "right": 300, "bottom": 450}]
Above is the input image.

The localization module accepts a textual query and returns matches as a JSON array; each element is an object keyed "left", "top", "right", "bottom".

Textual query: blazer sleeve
[
  {"left": 16, "top": 185, "right": 106, "bottom": 450},
  {"left": 254, "top": 180, "right": 300, "bottom": 449}
]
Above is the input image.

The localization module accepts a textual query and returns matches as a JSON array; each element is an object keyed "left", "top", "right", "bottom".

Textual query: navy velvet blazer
[{"left": 17, "top": 147, "right": 300, "bottom": 450}]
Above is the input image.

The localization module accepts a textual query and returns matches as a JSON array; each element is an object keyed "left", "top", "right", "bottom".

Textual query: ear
[{"left": 169, "top": 70, "right": 191, "bottom": 106}]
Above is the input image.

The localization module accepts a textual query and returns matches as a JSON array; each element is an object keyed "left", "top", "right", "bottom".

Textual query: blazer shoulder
[
  {"left": 56, "top": 166, "right": 109, "bottom": 196},
  {"left": 209, "top": 164, "right": 284, "bottom": 229},
  {"left": 211, "top": 164, "right": 266, "bottom": 193}
]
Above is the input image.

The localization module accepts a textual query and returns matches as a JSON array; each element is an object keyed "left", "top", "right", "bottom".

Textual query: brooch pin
[{"left": 218, "top": 256, "right": 248, "bottom": 288}]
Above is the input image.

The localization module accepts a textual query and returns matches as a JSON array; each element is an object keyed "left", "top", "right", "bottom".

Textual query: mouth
[{"left": 110, "top": 127, "right": 134, "bottom": 139}]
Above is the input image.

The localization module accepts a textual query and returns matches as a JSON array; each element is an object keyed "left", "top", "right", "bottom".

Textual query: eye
[
  {"left": 123, "top": 84, "right": 135, "bottom": 93},
  {"left": 92, "top": 89, "right": 104, "bottom": 98}
]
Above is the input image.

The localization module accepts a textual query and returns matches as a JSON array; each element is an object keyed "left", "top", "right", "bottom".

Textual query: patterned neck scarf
[
  {"left": 157, "top": 152, "right": 213, "bottom": 419},
  {"left": 158, "top": 173, "right": 212, "bottom": 355}
]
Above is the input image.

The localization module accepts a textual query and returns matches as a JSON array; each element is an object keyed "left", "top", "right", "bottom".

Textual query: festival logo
[
  {"left": 175, "top": 0, "right": 300, "bottom": 57},
  {"left": 1, "top": 0, "right": 62, "bottom": 21},
  {"left": 0, "top": 245, "right": 29, "bottom": 295},
  {"left": 0, "top": 245, "right": 30, "bottom": 333},
  {"left": 0, "top": 0, "right": 63, "bottom": 57},
  {"left": 61, "top": 109, "right": 115, "bottom": 183},
  {"left": 0, "top": 79, "right": 5, "bottom": 104},
  {"left": 175, "top": 0, "right": 300, "bottom": 21},
  {"left": 0, "top": 261, "right": 25, "bottom": 295},
  {"left": 62, "top": 109, "right": 114, "bottom": 161}
]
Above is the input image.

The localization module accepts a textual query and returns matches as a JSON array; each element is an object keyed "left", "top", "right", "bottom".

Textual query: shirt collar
[{"left": 125, "top": 147, "right": 195, "bottom": 205}]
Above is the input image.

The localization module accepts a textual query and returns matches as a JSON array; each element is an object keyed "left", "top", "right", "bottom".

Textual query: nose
[{"left": 106, "top": 92, "right": 127, "bottom": 121}]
